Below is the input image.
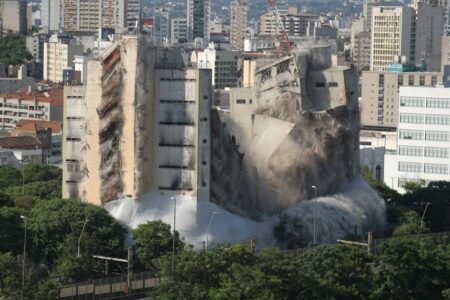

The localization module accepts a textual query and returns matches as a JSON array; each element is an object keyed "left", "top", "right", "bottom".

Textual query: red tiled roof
[
  {"left": 13, "top": 119, "right": 63, "bottom": 134},
  {"left": 0, "top": 136, "right": 41, "bottom": 149},
  {"left": 0, "top": 85, "right": 64, "bottom": 105}
]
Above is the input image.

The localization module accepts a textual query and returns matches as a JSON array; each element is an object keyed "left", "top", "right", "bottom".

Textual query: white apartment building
[
  {"left": 0, "top": 86, "right": 63, "bottom": 131},
  {"left": 259, "top": 7, "right": 318, "bottom": 37},
  {"left": 370, "top": 6, "right": 414, "bottom": 71},
  {"left": 385, "top": 86, "right": 450, "bottom": 192},
  {"left": 43, "top": 35, "right": 84, "bottom": 83},
  {"left": 230, "top": 0, "right": 247, "bottom": 51}
]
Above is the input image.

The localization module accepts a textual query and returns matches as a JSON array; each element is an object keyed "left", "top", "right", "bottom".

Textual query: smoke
[{"left": 105, "top": 178, "right": 386, "bottom": 248}]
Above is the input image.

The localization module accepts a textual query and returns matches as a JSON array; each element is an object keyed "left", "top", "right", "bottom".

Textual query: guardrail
[{"left": 59, "top": 271, "right": 159, "bottom": 299}]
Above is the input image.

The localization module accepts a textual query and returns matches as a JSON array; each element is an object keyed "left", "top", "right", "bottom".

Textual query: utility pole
[
  {"left": 20, "top": 215, "right": 27, "bottom": 299},
  {"left": 93, "top": 248, "right": 133, "bottom": 293},
  {"left": 312, "top": 185, "right": 317, "bottom": 245},
  {"left": 206, "top": 212, "right": 217, "bottom": 250},
  {"left": 77, "top": 217, "right": 89, "bottom": 257},
  {"left": 171, "top": 196, "right": 176, "bottom": 277},
  {"left": 421, "top": 202, "right": 431, "bottom": 228}
]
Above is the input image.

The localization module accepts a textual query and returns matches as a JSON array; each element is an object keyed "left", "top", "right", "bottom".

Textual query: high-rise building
[
  {"left": 259, "top": 7, "right": 317, "bottom": 37},
  {"left": 61, "top": 0, "right": 128, "bottom": 33},
  {"left": 363, "top": 0, "right": 383, "bottom": 31},
  {"left": 152, "top": 6, "right": 171, "bottom": 45},
  {"left": 352, "top": 32, "right": 371, "bottom": 72},
  {"left": 230, "top": 0, "right": 247, "bottom": 51},
  {"left": 384, "top": 86, "right": 450, "bottom": 192},
  {"left": 41, "top": 0, "right": 61, "bottom": 33},
  {"left": 171, "top": 18, "right": 187, "bottom": 44},
  {"left": 187, "top": 0, "right": 210, "bottom": 42},
  {"left": 43, "top": 35, "right": 84, "bottom": 83},
  {"left": 62, "top": 37, "right": 212, "bottom": 204},
  {"left": 370, "top": 6, "right": 415, "bottom": 71},
  {"left": 1, "top": 0, "right": 27, "bottom": 34},
  {"left": 361, "top": 67, "right": 443, "bottom": 128}
]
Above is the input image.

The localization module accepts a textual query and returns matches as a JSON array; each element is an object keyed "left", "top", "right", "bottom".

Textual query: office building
[
  {"left": 43, "top": 34, "right": 84, "bottom": 83},
  {"left": 187, "top": 0, "right": 210, "bottom": 42},
  {"left": 384, "top": 86, "right": 450, "bottom": 192},
  {"left": 352, "top": 31, "right": 371, "bottom": 71},
  {"left": 41, "top": 0, "right": 61, "bottom": 33},
  {"left": 370, "top": 6, "right": 415, "bottom": 71},
  {"left": 171, "top": 18, "right": 188, "bottom": 44},
  {"left": 152, "top": 7, "right": 171, "bottom": 45},
  {"left": 230, "top": 0, "right": 247, "bottom": 51},
  {"left": 1, "top": 0, "right": 27, "bottom": 34},
  {"left": 363, "top": 0, "right": 383, "bottom": 31},
  {"left": 260, "top": 7, "right": 317, "bottom": 37},
  {"left": 361, "top": 66, "right": 443, "bottom": 128}
]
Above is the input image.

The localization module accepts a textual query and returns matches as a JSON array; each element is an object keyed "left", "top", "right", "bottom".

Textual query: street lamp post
[
  {"left": 312, "top": 185, "right": 317, "bottom": 245},
  {"left": 206, "top": 212, "right": 217, "bottom": 250},
  {"left": 171, "top": 196, "right": 176, "bottom": 276},
  {"left": 421, "top": 202, "right": 431, "bottom": 228},
  {"left": 77, "top": 217, "right": 89, "bottom": 258},
  {"left": 20, "top": 215, "right": 27, "bottom": 299}
]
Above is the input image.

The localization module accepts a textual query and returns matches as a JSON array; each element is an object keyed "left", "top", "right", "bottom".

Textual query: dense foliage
[
  {"left": 0, "top": 36, "right": 31, "bottom": 71},
  {"left": 153, "top": 238, "right": 450, "bottom": 300},
  {"left": 0, "top": 164, "right": 127, "bottom": 298}
]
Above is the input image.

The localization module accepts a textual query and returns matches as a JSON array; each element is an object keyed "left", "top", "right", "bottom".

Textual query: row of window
[
  {"left": 399, "top": 129, "right": 449, "bottom": 141},
  {"left": 398, "top": 162, "right": 449, "bottom": 174},
  {"left": 400, "top": 113, "right": 450, "bottom": 125},
  {"left": 400, "top": 97, "right": 450, "bottom": 108},
  {"left": 399, "top": 146, "right": 449, "bottom": 158}
]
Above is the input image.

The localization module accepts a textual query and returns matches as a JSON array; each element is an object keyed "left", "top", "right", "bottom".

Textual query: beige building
[
  {"left": 2, "top": 0, "right": 27, "bottom": 34},
  {"left": 441, "top": 35, "right": 450, "bottom": 71},
  {"left": 230, "top": 0, "right": 247, "bottom": 51},
  {"left": 361, "top": 70, "right": 443, "bottom": 128},
  {"left": 43, "top": 35, "right": 84, "bottom": 83},
  {"left": 260, "top": 7, "right": 317, "bottom": 37},
  {"left": 370, "top": 6, "right": 415, "bottom": 71},
  {"left": 63, "top": 37, "right": 212, "bottom": 205}
]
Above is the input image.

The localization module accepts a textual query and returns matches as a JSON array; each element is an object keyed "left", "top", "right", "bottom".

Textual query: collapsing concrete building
[
  {"left": 62, "top": 37, "right": 212, "bottom": 205},
  {"left": 63, "top": 36, "right": 360, "bottom": 225},
  {"left": 211, "top": 46, "right": 360, "bottom": 218}
]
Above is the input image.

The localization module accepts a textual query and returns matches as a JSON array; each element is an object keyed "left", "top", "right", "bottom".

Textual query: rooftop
[
  {"left": 13, "top": 119, "right": 63, "bottom": 135},
  {"left": 0, "top": 136, "right": 42, "bottom": 149},
  {"left": 0, "top": 84, "right": 63, "bottom": 105}
]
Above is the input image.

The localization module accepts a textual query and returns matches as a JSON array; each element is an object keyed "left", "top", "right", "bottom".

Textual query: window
[
  {"left": 425, "top": 130, "right": 449, "bottom": 141},
  {"left": 375, "top": 165, "right": 382, "bottom": 182},
  {"left": 408, "top": 75, "right": 414, "bottom": 85},
  {"left": 426, "top": 114, "right": 450, "bottom": 125},
  {"left": 399, "top": 129, "right": 423, "bottom": 140},
  {"left": 399, "top": 146, "right": 423, "bottom": 156},
  {"left": 236, "top": 99, "right": 246, "bottom": 104},
  {"left": 400, "top": 113, "right": 423, "bottom": 124},
  {"left": 400, "top": 97, "right": 424, "bottom": 107},
  {"left": 398, "top": 75, "right": 404, "bottom": 86},
  {"left": 328, "top": 82, "right": 338, "bottom": 87},
  {"left": 426, "top": 98, "right": 450, "bottom": 109},
  {"left": 424, "top": 163, "right": 448, "bottom": 174},
  {"left": 424, "top": 147, "right": 449, "bottom": 158},
  {"left": 315, "top": 82, "right": 326, "bottom": 88},
  {"left": 399, "top": 162, "right": 422, "bottom": 172}
]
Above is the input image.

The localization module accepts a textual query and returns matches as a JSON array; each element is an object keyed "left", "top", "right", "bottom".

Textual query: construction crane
[{"left": 266, "top": 0, "right": 292, "bottom": 56}]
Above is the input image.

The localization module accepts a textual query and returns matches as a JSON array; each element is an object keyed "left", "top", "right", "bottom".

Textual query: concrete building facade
[
  {"left": 230, "top": 0, "right": 247, "bottom": 51},
  {"left": 260, "top": 7, "right": 318, "bottom": 37},
  {"left": 171, "top": 18, "right": 188, "bottom": 44},
  {"left": 187, "top": 0, "right": 210, "bottom": 42},
  {"left": 361, "top": 69, "right": 443, "bottom": 128},
  {"left": 352, "top": 31, "right": 371, "bottom": 71},
  {"left": 63, "top": 38, "right": 212, "bottom": 205},
  {"left": 384, "top": 86, "right": 450, "bottom": 192},
  {"left": 2, "top": 0, "right": 27, "bottom": 34},
  {"left": 41, "top": 0, "right": 61, "bottom": 33}
]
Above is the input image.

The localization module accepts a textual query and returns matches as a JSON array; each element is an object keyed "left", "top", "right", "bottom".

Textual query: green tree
[
  {"left": 153, "top": 244, "right": 255, "bottom": 299},
  {"left": 0, "top": 206, "right": 25, "bottom": 254},
  {"left": 373, "top": 237, "right": 450, "bottom": 299},
  {"left": 393, "top": 211, "right": 430, "bottom": 236},
  {"left": 27, "top": 199, "right": 126, "bottom": 272},
  {"left": 273, "top": 213, "right": 307, "bottom": 249},
  {"left": 0, "top": 252, "right": 21, "bottom": 298},
  {"left": 401, "top": 180, "right": 425, "bottom": 194},
  {"left": 133, "top": 221, "right": 184, "bottom": 269},
  {"left": 0, "top": 166, "right": 22, "bottom": 188},
  {"left": 0, "top": 36, "right": 32, "bottom": 70},
  {"left": 0, "top": 191, "right": 14, "bottom": 207}
]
